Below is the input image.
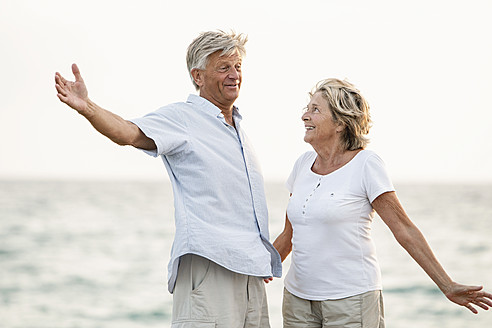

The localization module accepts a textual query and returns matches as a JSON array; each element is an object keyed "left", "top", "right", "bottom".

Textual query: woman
[{"left": 273, "top": 78, "right": 492, "bottom": 327}]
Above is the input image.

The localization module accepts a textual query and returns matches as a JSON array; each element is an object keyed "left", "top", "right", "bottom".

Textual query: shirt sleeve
[
  {"left": 362, "top": 152, "right": 395, "bottom": 203},
  {"left": 286, "top": 152, "right": 312, "bottom": 193},
  {"left": 286, "top": 165, "right": 297, "bottom": 193},
  {"left": 129, "top": 104, "right": 189, "bottom": 157}
]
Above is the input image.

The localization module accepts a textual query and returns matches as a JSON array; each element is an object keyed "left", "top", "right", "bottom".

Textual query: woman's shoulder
[
  {"left": 347, "top": 150, "right": 388, "bottom": 173},
  {"left": 356, "top": 149, "right": 384, "bottom": 162},
  {"left": 356, "top": 149, "right": 391, "bottom": 175},
  {"left": 289, "top": 151, "right": 316, "bottom": 173},
  {"left": 296, "top": 151, "right": 317, "bottom": 164}
]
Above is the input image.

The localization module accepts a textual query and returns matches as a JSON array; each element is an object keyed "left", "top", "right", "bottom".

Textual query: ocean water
[{"left": 1, "top": 180, "right": 491, "bottom": 328}]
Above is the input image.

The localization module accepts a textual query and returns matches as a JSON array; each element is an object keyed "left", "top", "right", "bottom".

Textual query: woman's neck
[{"left": 311, "top": 144, "right": 362, "bottom": 175}]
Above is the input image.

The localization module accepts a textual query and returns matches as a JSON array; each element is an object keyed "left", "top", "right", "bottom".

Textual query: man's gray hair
[{"left": 186, "top": 30, "right": 248, "bottom": 90}]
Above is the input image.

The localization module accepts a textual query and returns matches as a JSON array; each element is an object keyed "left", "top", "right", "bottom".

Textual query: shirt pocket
[{"left": 314, "top": 191, "right": 354, "bottom": 224}]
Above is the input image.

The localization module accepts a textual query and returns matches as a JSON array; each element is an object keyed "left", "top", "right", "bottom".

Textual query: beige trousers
[
  {"left": 172, "top": 254, "right": 271, "bottom": 328},
  {"left": 283, "top": 288, "right": 385, "bottom": 328}
]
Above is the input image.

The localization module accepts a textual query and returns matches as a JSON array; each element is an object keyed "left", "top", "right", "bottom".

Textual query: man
[{"left": 55, "top": 30, "right": 281, "bottom": 328}]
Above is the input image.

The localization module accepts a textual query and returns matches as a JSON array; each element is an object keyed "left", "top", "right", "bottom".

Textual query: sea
[{"left": 1, "top": 180, "right": 491, "bottom": 328}]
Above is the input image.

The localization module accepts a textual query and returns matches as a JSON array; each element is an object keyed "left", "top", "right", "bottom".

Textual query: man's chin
[{"left": 224, "top": 91, "right": 240, "bottom": 102}]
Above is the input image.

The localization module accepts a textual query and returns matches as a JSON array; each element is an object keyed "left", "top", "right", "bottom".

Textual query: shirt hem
[
  {"left": 168, "top": 251, "right": 274, "bottom": 293},
  {"left": 284, "top": 284, "right": 383, "bottom": 301}
]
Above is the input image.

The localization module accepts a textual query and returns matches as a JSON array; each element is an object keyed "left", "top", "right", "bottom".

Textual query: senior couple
[{"left": 55, "top": 30, "right": 492, "bottom": 327}]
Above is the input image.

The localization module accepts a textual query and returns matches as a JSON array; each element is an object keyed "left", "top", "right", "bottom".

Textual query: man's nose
[{"left": 228, "top": 67, "right": 240, "bottom": 80}]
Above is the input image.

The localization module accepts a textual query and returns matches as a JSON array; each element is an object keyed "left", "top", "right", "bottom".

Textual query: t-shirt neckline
[{"left": 310, "top": 149, "right": 365, "bottom": 178}]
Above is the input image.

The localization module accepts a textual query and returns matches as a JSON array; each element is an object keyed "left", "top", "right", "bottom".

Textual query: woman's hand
[
  {"left": 373, "top": 191, "right": 492, "bottom": 314},
  {"left": 444, "top": 283, "right": 492, "bottom": 314}
]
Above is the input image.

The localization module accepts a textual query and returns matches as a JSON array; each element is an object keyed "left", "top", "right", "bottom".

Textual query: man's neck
[
  {"left": 199, "top": 94, "right": 236, "bottom": 126},
  {"left": 220, "top": 107, "right": 235, "bottom": 127}
]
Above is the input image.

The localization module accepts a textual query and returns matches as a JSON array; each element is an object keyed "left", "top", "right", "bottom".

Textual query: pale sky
[{"left": 1, "top": 0, "right": 491, "bottom": 183}]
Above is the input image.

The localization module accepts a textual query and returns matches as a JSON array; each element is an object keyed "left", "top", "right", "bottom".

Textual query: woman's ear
[{"left": 336, "top": 122, "right": 345, "bottom": 133}]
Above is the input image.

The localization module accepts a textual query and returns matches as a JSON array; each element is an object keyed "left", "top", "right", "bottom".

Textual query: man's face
[{"left": 195, "top": 50, "right": 242, "bottom": 110}]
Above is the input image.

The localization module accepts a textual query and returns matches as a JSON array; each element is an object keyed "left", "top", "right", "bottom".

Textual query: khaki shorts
[
  {"left": 283, "top": 288, "right": 385, "bottom": 328},
  {"left": 172, "top": 254, "right": 271, "bottom": 328}
]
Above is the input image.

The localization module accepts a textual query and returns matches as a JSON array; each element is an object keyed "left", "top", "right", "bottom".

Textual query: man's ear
[{"left": 191, "top": 68, "right": 203, "bottom": 88}]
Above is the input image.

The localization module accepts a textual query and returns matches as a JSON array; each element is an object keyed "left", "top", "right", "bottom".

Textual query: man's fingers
[
  {"left": 55, "top": 83, "right": 67, "bottom": 96},
  {"left": 72, "top": 63, "right": 83, "bottom": 82},
  {"left": 57, "top": 93, "right": 68, "bottom": 103},
  {"left": 55, "top": 73, "right": 67, "bottom": 86}
]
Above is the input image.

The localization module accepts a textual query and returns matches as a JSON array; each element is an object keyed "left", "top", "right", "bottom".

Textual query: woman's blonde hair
[
  {"left": 186, "top": 30, "right": 248, "bottom": 90},
  {"left": 311, "top": 78, "right": 372, "bottom": 150}
]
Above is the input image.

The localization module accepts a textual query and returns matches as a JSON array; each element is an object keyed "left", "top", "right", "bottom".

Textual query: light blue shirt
[{"left": 130, "top": 94, "right": 282, "bottom": 293}]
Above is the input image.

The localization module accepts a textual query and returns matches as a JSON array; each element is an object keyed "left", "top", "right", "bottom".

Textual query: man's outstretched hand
[{"left": 55, "top": 64, "right": 90, "bottom": 115}]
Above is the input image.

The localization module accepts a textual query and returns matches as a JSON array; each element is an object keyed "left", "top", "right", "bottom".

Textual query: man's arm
[{"left": 55, "top": 64, "right": 156, "bottom": 150}]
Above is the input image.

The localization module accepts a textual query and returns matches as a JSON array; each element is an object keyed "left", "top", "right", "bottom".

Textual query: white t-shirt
[{"left": 285, "top": 150, "right": 395, "bottom": 300}]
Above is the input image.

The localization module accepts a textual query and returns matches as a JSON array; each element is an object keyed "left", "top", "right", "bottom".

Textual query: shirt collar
[{"left": 187, "top": 94, "right": 242, "bottom": 123}]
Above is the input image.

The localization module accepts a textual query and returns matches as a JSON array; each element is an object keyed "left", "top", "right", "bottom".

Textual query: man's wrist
[{"left": 81, "top": 98, "right": 96, "bottom": 118}]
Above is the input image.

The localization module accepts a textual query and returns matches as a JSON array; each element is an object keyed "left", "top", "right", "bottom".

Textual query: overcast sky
[{"left": 1, "top": 0, "right": 491, "bottom": 183}]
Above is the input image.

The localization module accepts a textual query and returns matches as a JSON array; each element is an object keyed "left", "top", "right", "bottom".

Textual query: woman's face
[{"left": 302, "top": 92, "right": 343, "bottom": 146}]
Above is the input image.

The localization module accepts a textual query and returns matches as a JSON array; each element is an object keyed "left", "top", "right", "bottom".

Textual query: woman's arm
[
  {"left": 273, "top": 213, "right": 293, "bottom": 262},
  {"left": 372, "top": 191, "right": 492, "bottom": 314}
]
